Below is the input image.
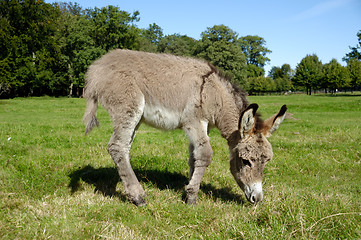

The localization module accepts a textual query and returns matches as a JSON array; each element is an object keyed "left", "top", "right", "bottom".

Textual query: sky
[{"left": 46, "top": 0, "right": 361, "bottom": 75}]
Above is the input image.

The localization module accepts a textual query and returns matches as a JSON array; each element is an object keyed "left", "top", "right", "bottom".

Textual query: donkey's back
[{"left": 84, "top": 49, "right": 213, "bottom": 131}]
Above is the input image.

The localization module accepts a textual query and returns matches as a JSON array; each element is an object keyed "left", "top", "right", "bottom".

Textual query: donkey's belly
[{"left": 142, "top": 103, "right": 182, "bottom": 130}]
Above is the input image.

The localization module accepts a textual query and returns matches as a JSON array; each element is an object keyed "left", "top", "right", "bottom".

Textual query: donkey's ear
[
  {"left": 239, "top": 103, "right": 258, "bottom": 138},
  {"left": 263, "top": 105, "right": 287, "bottom": 137}
]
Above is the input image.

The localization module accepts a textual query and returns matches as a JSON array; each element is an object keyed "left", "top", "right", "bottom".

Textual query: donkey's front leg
[{"left": 184, "top": 123, "right": 213, "bottom": 204}]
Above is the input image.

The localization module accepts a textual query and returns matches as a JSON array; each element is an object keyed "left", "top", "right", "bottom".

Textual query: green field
[{"left": 1, "top": 94, "right": 360, "bottom": 239}]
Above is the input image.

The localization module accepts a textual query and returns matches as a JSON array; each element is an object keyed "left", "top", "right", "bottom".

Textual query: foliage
[
  {"left": 268, "top": 64, "right": 294, "bottom": 92},
  {"left": 1, "top": 96, "right": 360, "bottom": 238},
  {"left": 158, "top": 34, "right": 198, "bottom": 57},
  {"left": 196, "top": 25, "right": 247, "bottom": 87},
  {"left": 269, "top": 64, "right": 293, "bottom": 80},
  {"left": 238, "top": 35, "right": 271, "bottom": 67},
  {"left": 0, "top": 0, "right": 66, "bottom": 97},
  {"left": 56, "top": 3, "right": 106, "bottom": 97},
  {"left": 142, "top": 23, "right": 163, "bottom": 45},
  {"left": 347, "top": 59, "right": 361, "bottom": 90},
  {"left": 343, "top": 31, "right": 361, "bottom": 62},
  {"left": 245, "top": 63, "right": 265, "bottom": 78},
  {"left": 137, "top": 23, "right": 163, "bottom": 53},
  {"left": 293, "top": 54, "right": 323, "bottom": 95},
  {"left": 86, "top": 6, "right": 140, "bottom": 51},
  {"left": 322, "top": 59, "right": 351, "bottom": 93},
  {"left": 248, "top": 76, "right": 275, "bottom": 94}
]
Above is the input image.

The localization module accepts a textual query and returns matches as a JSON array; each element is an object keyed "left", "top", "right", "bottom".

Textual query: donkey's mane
[
  {"left": 204, "top": 63, "right": 249, "bottom": 113},
  {"left": 204, "top": 63, "right": 264, "bottom": 133}
]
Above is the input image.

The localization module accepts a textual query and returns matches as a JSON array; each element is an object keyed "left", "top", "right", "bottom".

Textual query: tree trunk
[{"left": 68, "top": 82, "right": 73, "bottom": 98}]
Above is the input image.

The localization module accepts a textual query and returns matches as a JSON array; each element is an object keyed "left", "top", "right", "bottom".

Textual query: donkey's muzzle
[{"left": 245, "top": 182, "right": 263, "bottom": 204}]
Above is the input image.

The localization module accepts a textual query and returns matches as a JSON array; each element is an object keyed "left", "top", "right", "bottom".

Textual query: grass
[{"left": 1, "top": 94, "right": 360, "bottom": 239}]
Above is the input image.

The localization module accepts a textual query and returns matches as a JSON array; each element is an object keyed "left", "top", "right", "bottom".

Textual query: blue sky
[{"left": 47, "top": 0, "right": 361, "bottom": 75}]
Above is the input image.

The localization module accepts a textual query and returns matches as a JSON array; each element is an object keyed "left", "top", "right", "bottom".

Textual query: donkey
[{"left": 83, "top": 49, "right": 287, "bottom": 206}]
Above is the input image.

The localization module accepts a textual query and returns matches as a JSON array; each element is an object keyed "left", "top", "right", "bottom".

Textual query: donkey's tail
[{"left": 83, "top": 96, "right": 99, "bottom": 135}]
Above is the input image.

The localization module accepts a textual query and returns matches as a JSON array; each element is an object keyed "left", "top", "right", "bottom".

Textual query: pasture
[{"left": 1, "top": 94, "right": 360, "bottom": 239}]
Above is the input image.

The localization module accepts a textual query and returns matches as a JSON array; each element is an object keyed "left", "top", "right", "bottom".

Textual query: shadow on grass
[
  {"left": 68, "top": 165, "right": 122, "bottom": 198},
  {"left": 68, "top": 164, "right": 245, "bottom": 204}
]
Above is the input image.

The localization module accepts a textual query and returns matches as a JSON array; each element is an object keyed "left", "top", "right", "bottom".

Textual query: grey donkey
[{"left": 83, "top": 49, "right": 287, "bottom": 206}]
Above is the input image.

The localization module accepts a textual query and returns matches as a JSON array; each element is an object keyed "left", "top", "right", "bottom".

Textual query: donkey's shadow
[{"left": 68, "top": 165, "right": 245, "bottom": 204}]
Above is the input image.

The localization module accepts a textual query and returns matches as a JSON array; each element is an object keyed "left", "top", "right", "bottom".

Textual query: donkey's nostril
[{"left": 249, "top": 192, "right": 263, "bottom": 204}]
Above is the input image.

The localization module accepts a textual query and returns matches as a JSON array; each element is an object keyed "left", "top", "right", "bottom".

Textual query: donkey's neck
[
  {"left": 210, "top": 83, "right": 243, "bottom": 142},
  {"left": 215, "top": 103, "right": 240, "bottom": 140}
]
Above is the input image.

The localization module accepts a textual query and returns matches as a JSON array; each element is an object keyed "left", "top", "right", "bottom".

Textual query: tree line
[{"left": 1, "top": 0, "right": 360, "bottom": 98}]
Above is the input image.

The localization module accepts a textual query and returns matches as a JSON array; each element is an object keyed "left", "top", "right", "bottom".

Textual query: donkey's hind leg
[
  {"left": 107, "top": 100, "right": 146, "bottom": 206},
  {"left": 188, "top": 143, "right": 195, "bottom": 180}
]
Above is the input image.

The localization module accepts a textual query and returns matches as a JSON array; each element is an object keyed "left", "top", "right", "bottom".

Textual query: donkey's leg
[
  {"left": 188, "top": 126, "right": 210, "bottom": 180},
  {"left": 107, "top": 100, "right": 146, "bottom": 206},
  {"left": 184, "top": 122, "right": 213, "bottom": 204},
  {"left": 188, "top": 143, "right": 195, "bottom": 180},
  {"left": 108, "top": 127, "right": 145, "bottom": 206}
]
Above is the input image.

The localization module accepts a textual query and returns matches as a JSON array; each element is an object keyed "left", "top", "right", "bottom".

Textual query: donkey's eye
[{"left": 242, "top": 159, "right": 252, "bottom": 167}]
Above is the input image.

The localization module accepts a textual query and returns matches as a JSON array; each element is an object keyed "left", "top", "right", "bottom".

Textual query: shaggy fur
[{"left": 83, "top": 49, "right": 287, "bottom": 205}]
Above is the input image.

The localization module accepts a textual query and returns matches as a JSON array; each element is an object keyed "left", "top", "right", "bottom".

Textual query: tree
[
  {"left": 347, "top": 59, "right": 361, "bottom": 90},
  {"left": 0, "top": 0, "right": 65, "bottom": 97},
  {"left": 87, "top": 6, "right": 140, "bottom": 51},
  {"left": 196, "top": 25, "right": 247, "bottom": 87},
  {"left": 200, "top": 24, "right": 238, "bottom": 43},
  {"left": 238, "top": 35, "right": 271, "bottom": 67},
  {"left": 323, "top": 59, "right": 351, "bottom": 93},
  {"left": 248, "top": 76, "right": 275, "bottom": 95},
  {"left": 293, "top": 54, "right": 323, "bottom": 95},
  {"left": 56, "top": 3, "right": 105, "bottom": 97},
  {"left": 138, "top": 23, "right": 163, "bottom": 53},
  {"left": 142, "top": 23, "right": 163, "bottom": 44},
  {"left": 343, "top": 31, "right": 361, "bottom": 62},
  {"left": 269, "top": 64, "right": 294, "bottom": 92},
  {"left": 269, "top": 64, "right": 293, "bottom": 80},
  {"left": 238, "top": 35, "right": 271, "bottom": 78},
  {"left": 245, "top": 64, "right": 265, "bottom": 78},
  {"left": 157, "top": 34, "right": 198, "bottom": 57}
]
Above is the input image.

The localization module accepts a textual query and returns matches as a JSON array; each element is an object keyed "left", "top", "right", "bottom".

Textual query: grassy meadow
[{"left": 1, "top": 94, "right": 360, "bottom": 239}]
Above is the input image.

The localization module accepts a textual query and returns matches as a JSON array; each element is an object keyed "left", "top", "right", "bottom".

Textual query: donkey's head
[{"left": 230, "top": 104, "right": 287, "bottom": 204}]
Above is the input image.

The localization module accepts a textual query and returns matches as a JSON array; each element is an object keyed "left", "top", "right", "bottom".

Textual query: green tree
[
  {"left": 323, "top": 59, "right": 351, "bottom": 93},
  {"left": 56, "top": 3, "right": 105, "bottom": 97},
  {"left": 274, "top": 77, "right": 293, "bottom": 92},
  {"left": 245, "top": 64, "right": 265, "bottom": 78},
  {"left": 269, "top": 64, "right": 293, "bottom": 80},
  {"left": 0, "top": 0, "right": 65, "bottom": 97},
  {"left": 238, "top": 35, "right": 271, "bottom": 67},
  {"left": 200, "top": 24, "right": 238, "bottom": 43},
  {"left": 294, "top": 54, "right": 323, "bottom": 95},
  {"left": 142, "top": 23, "right": 163, "bottom": 44},
  {"left": 248, "top": 76, "right": 275, "bottom": 95},
  {"left": 347, "top": 59, "right": 361, "bottom": 90},
  {"left": 238, "top": 35, "right": 271, "bottom": 78},
  {"left": 87, "top": 6, "right": 140, "bottom": 51},
  {"left": 138, "top": 23, "right": 164, "bottom": 53},
  {"left": 157, "top": 34, "right": 198, "bottom": 56},
  {"left": 343, "top": 31, "right": 361, "bottom": 62},
  {"left": 269, "top": 64, "right": 294, "bottom": 92},
  {"left": 196, "top": 25, "right": 247, "bottom": 87}
]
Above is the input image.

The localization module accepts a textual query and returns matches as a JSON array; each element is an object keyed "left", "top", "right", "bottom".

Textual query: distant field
[{"left": 1, "top": 94, "right": 360, "bottom": 239}]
